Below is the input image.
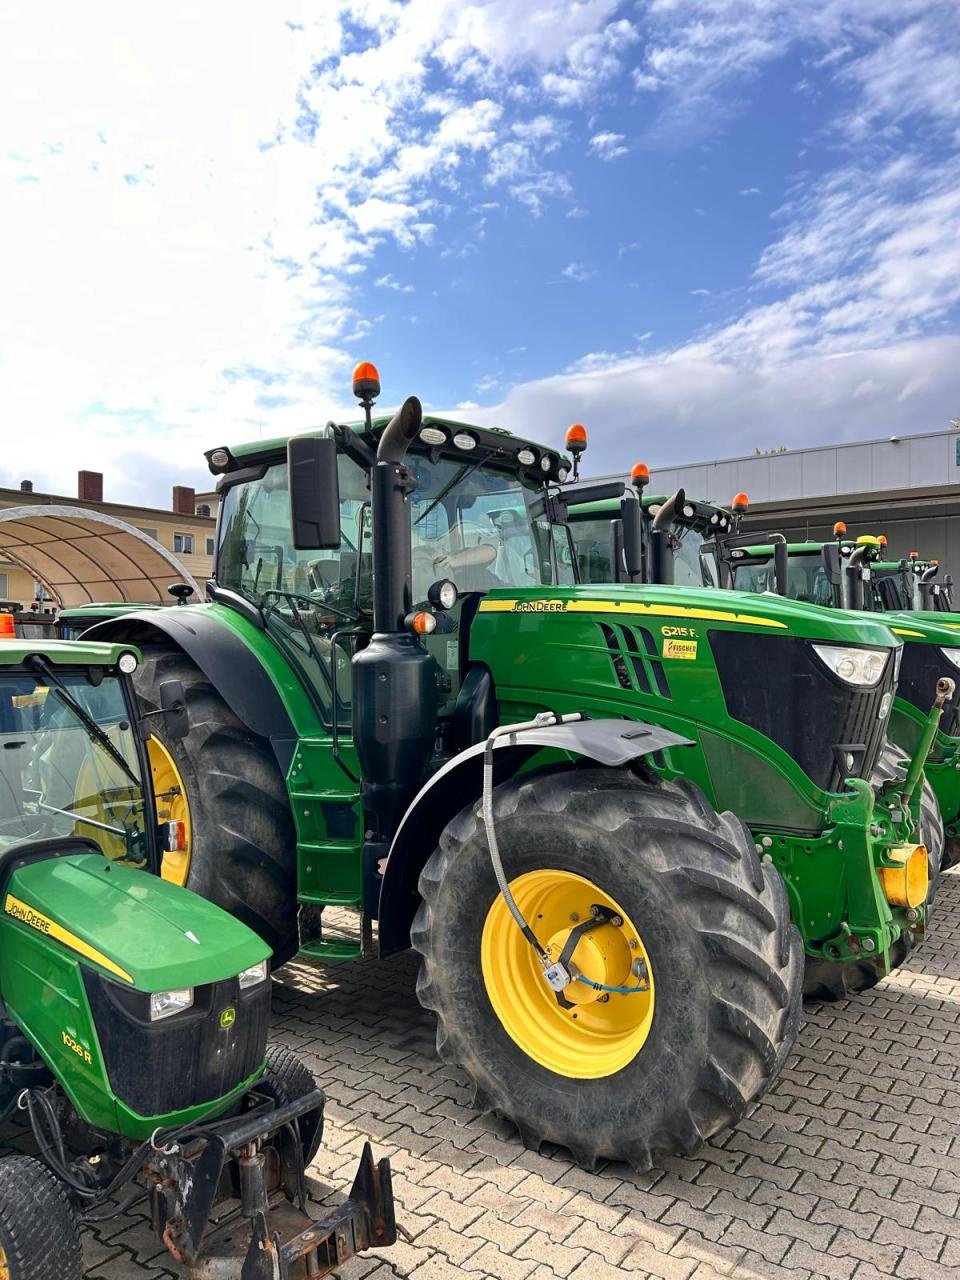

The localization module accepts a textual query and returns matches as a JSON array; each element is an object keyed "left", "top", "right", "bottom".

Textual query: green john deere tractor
[
  {"left": 701, "top": 525, "right": 960, "bottom": 872},
  {"left": 0, "top": 633, "right": 394, "bottom": 1279},
  {"left": 567, "top": 476, "right": 951, "bottom": 943},
  {"left": 80, "top": 366, "right": 942, "bottom": 1171}
]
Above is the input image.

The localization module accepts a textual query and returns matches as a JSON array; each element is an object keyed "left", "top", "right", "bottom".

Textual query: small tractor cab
[
  {"left": 83, "top": 368, "right": 950, "bottom": 1169},
  {"left": 0, "top": 631, "right": 394, "bottom": 1279},
  {"left": 700, "top": 525, "right": 960, "bottom": 873},
  {"left": 565, "top": 460, "right": 735, "bottom": 588}
]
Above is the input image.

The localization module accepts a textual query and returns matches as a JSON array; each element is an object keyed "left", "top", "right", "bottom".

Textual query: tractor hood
[
  {"left": 2, "top": 853, "right": 270, "bottom": 992},
  {"left": 476, "top": 583, "right": 901, "bottom": 648},
  {"left": 883, "top": 611, "right": 960, "bottom": 648}
]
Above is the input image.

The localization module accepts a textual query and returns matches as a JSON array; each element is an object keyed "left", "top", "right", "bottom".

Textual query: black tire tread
[
  {"left": 0, "top": 1154, "right": 82, "bottom": 1280},
  {"left": 261, "top": 1043, "right": 324, "bottom": 1166},
  {"left": 412, "top": 768, "right": 802, "bottom": 1170},
  {"left": 134, "top": 644, "right": 298, "bottom": 964}
]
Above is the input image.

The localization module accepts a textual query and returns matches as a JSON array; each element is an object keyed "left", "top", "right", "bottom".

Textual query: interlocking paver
[{"left": 49, "top": 874, "right": 960, "bottom": 1280}]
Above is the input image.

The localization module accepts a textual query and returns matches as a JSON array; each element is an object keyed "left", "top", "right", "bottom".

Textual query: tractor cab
[
  {"left": 565, "top": 462, "right": 733, "bottom": 588},
  {"left": 209, "top": 386, "right": 578, "bottom": 724}
]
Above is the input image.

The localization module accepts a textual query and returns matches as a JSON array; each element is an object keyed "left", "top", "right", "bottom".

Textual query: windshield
[
  {"left": 731, "top": 553, "right": 833, "bottom": 605},
  {"left": 871, "top": 569, "right": 918, "bottom": 611},
  {"left": 0, "top": 671, "right": 148, "bottom": 863},
  {"left": 673, "top": 529, "right": 711, "bottom": 587},
  {"left": 216, "top": 449, "right": 573, "bottom": 725},
  {"left": 217, "top": 450, "right": 572, "bottom": 613}
]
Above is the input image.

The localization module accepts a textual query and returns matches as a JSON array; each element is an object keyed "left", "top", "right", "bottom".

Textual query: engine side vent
[{"left": 598, "top": 623, "right": 671, "bottom": 699}]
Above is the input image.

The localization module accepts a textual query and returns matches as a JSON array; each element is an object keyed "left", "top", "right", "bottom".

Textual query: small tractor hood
[
  {"left": 477, "top": 584, "right": 901, "bottom": 649},
  {"left": 3, "top": 853, "right": 270, "bottom": 992}
]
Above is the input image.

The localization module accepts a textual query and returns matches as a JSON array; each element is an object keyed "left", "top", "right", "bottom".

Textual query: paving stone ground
[{"left": 71, "top": 871, "right": 960, "bottom": 1279}]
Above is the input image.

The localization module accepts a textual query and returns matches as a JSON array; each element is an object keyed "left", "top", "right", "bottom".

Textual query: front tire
[
  {"left": 259, "top": 1044, "right": 324, "bottom": 1168},
  {"left": 134, "top": 645, "right": 298, "bottom": 965},
  {"left": 411, "top": 767, "right": 802, "bottom": 1171},
  {"left": 0, "top": 1155, "right": 82, "bottom": 1280}
]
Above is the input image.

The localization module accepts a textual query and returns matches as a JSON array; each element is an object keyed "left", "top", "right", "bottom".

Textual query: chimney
[
  {"left": 172, "top": 485, "right": 195, "bottom": 516},
  {"left": 19, "top": 480, "right": 33, "bottom": 493},
  {"left": 78, "top": 470, "right": 103, "bottom": 503}
]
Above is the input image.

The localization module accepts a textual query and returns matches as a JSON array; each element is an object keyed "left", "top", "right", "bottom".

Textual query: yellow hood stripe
[
  {"left": 891, "top": 628, "right": 926, "bottom": 638},
  {"left": 4, "top": 893, "right": 134, "bottom": 984},
  {"left": 478, "top": 598, "right": 788, "bottom": 629}
]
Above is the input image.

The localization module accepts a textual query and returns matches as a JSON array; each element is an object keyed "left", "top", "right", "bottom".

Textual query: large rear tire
[
  {"left": 134, "top": 645, "right": 298, "bottom": 965},
  {"left": 0, "top": 1155, "right": 82, "bottom": 1280},
  {"left": 803, "top": 742, "right": 942, "bottom": 1002},
  {"left": 411, "top": 767, "right": 802, "bottom": 1172}
]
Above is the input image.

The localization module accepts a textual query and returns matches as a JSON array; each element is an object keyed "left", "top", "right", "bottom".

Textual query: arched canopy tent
[{"left": 0, "top": 506, "right": 201, "bottom": 607}]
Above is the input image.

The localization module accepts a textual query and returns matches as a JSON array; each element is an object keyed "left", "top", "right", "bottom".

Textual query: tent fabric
[{"left": 0, "top": 505, "right": 201, "bottom": 607}]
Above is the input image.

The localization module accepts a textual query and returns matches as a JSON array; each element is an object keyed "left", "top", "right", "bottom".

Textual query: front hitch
[
  {"left": 882, "top": 676, "right": 957, "bottom": 816},
  {"left": 148, "top": 1088, "right": 396, "bottom": 1279}
]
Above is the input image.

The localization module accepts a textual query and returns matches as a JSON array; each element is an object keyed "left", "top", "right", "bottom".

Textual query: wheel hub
[{"left": 543, "top": 921, "right": 633, "bottom": 1005}]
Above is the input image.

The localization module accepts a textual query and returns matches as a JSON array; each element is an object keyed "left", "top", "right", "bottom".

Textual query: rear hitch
[{"left": 148, "top": 1088, "right": 396, "bottom": 1279}]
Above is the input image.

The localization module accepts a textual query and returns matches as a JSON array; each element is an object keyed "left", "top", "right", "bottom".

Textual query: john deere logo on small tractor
[{"left": 219, "top": 1007, "right": 236, "bottom": 1030}]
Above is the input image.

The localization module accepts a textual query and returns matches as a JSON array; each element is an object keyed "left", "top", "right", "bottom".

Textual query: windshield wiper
[
  {"left": 26, "top": 657, "right": 140, "bottom": 789},
  {"left": 414, "top": 453, "right": 489, "bottom": 528}
]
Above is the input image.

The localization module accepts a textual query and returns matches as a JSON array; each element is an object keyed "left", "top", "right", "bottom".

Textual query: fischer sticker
[{"left": 663, "top": 638, "right": 698, "bottom": 660}]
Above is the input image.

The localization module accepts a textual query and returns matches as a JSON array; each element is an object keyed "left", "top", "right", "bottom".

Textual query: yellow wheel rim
[
  {"left": 481, "top": 869, "right": 655, "bottom": 1079},
  {"left": 0, "top": 1242, "right": 8, "bottom": 1280},
  {"left": 147, "top": 736, "right": 192, "bottom": 886}
]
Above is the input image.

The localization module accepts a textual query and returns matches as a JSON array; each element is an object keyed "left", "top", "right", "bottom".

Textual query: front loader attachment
[{"left": 148, "top": 1088, "right": 396, "bottom": 1279}]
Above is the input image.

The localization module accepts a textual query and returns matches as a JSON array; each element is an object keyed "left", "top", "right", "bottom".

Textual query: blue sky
[{"left": 1, "top": 1, "right": 959, "bottom": 504}]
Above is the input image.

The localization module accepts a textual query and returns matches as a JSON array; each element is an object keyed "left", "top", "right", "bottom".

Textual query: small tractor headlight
[
  {"left": 118, "top": 651, "right": 138, "bottom": 674},
  {"left": 238, "top": 960, "right": 269, "bottom": 989},
  {"left": 812, "top": 644, "right": 888, "bottom": 687},
  {"left": 150, "top": 988, "right": 194, "bottom": 1021},
  {"left": 939, "top": 648, "right": 960, "bottom": 671},
  {"left": 517, "top": 448, "right": 536, "bottom": 467}
]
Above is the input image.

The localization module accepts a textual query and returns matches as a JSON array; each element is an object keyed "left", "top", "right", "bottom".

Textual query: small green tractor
[
  {"left": 0, "top": 631, "right": 394, "bottom": 1279},
  {"left": 80, "top": 367, "right": 940, "bottom": 1170}
]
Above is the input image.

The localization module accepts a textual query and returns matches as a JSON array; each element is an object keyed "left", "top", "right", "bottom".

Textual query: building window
[
  {"left": 205, "top": 537, "right": 215, "bottom": 557},
  {"left": 197, "top": 504, "right": 211, "bottom": 518},
  {"left": 174, "top": 533, "right": 195, "bottom": 555},
  {"left": 137, "top": 526, "right": 159, "bottom": 542},
  {"left": 0, "top": 574, "right": 7, "bottom": 599}
]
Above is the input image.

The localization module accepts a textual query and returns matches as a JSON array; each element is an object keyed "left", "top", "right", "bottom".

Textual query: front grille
[
  {"left": 84, "top": 971, "right": 269, "bottom": 1117},
  {"left": 896, "top": 642, "right": 960, "bottom": 736},
  {"left": 709, "top": 633, "right": 895, "bottom": 792}
]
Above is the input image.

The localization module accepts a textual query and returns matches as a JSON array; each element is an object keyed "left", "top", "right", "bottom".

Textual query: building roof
[{"left": 0, "top": 505, "right": 201, "bottom": 607}]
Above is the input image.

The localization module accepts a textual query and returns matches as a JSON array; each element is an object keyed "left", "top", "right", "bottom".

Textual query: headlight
[
  {"left": 118, "top": 651, "right": 138, "bottom": 674},
  {"left": 238, "top": 960, "right": 269, "bottom": 989},
  {"left": 812, "top": 644, "right": 888, "bottom": 687},
  {"left": 939, "top": 648, "right": 960, "bottom": 671},
  {"left": 150, "top": 988, "right": 193, "bottom": 1021},
  {"left": 428, "top": 579, "right": 458, "bottom": 611}
]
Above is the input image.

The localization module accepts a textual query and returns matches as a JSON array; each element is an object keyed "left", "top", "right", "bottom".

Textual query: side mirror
[
  {"left": 620, "top": 494, "right": 643, "bottom": 580},
  {"left": 159, "top": 679, "right": 189, "bottom": 741},
  {"left": 288, "top": 435, "right": 341, "bottom": 550},
  {"left": 773, "top": 540, "right": 789, "bottom": 597}
]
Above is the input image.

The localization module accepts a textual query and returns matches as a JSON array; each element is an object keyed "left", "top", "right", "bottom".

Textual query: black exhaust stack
[{"left": 353, "top": 397, "right": 442, "bottom": 859}]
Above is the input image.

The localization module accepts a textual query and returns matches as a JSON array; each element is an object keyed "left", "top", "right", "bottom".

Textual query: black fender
[
  {"left": 377, "top": 719, "right": 693, "bottom": 956},
  {"left": 84, "top": 609, "right": 298, "bottom": 773}
]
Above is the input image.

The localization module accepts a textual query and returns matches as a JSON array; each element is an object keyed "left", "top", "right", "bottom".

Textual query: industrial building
[{"left": 600, "top": 426, "right": 960, "bottom": 566}]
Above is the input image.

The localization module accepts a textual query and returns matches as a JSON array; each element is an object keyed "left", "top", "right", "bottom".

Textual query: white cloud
[
  {"left": 562, "top": 262, "right": 596, "bottom": 282},
  {"left": 0, "top": 0, "right": 637, "bottom": 500},
  {"left": 472, "top": 335, "right": 960, "bottom": 475},
  {"left": 739, "top": 186, "right": 761, "bottom": 195},
  {"left": 374, "top": 273, "right": 415, "bottom": 292},
  {"left": 590, "top": 131, "right": 628, "bottom": 160}
]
